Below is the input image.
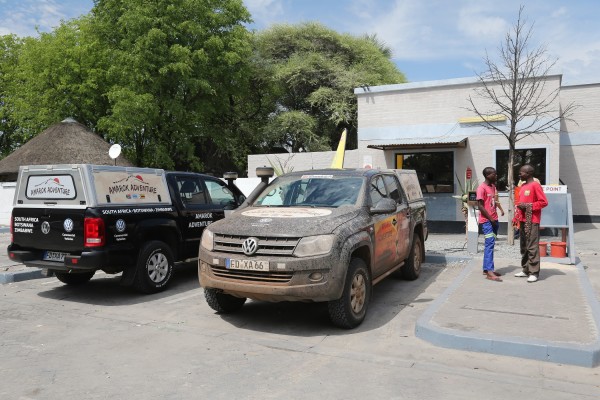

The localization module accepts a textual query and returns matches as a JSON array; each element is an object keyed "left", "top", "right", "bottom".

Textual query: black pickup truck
[{"left": 7, "top": 164, "right": 246, "bottom": 293}]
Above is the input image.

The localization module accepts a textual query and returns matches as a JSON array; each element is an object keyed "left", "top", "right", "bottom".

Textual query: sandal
[
  {"left": 485, "top": 275, "right": 502, "bottom": 282},
  {"left": 482, "top": 271, "right": 502, "bottom": 276}
]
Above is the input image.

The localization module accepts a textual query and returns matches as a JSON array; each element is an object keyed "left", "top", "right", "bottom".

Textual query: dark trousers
[{"left": 519, "top": 221, "right": 540, "bottom": 275}]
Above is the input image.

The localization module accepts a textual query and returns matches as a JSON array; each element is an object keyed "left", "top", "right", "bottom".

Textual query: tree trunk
[{"left": 507, "top": 138, "right": 516, "bottom": 245}]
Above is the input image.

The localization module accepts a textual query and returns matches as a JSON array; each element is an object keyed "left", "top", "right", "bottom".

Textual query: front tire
[
  {"left": 204, "top": 288, "right": 246, "bottom": 313},
  {"left": 54, "top": 271, "right": 95, "bottom": 285},
  {"left": 400, "top": 235, "right": 423, "bottom": 281},
  {"left": 133, "top": 241, "right": 174, "bottom": 294},
  {"left": 328, "top": 258, "right": 371, "bottom": 329}
]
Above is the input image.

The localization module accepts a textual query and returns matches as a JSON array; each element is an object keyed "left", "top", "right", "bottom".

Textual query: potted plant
[{"left": 453, "top": 172, "right": 478, "bottom": 237}]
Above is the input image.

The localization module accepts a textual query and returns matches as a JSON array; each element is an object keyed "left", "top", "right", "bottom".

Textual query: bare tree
[{"left": 466, "top": 6, "right": 577, "bottom": 244}]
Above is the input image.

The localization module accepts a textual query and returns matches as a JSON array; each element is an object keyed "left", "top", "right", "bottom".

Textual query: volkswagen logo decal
[
  {"left": 241, "top": 237, "right": 259, "bottom": 256},
  {"left": 63, "top": 218, "right": 74, "bottom": 233},
  {"left": 41, "top": 221, "right": 51, "bottom": 235},
  {"left": 116, "top": 219, "right": 126, "bottom": 233}
]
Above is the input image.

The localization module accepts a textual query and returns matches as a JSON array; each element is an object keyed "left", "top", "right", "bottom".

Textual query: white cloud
[
  {"left": 243, "top": 0, "right": 284, "bottom": 27},
  {"left": 457, "top": 7, "right": 508, "bottom": 41}
]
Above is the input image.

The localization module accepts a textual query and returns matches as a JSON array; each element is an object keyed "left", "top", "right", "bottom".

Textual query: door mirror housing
[{"left": 370, "top": 198, "right": 397, "bottom": 214}]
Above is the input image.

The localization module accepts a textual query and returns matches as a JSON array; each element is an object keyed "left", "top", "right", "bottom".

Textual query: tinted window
[
  {"left": 495, "top": 148, "right": 546, "bottom": 191},
  {"left": 383, "top": 174, "right": 403, "bottom": 203},
  {"left": 369, "top": 176, "right": 388, "bottom": 205},
  {"left": 176, "top": 177, "right": 206, "bottom": 206},
  {"left": 205, "top": 180, "right": 236, "bottom": 208},
  {"left": 396, "top": 151, "right": 454, "bottom": 193}
]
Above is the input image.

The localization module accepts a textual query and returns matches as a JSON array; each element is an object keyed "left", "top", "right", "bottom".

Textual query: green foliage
[
  {"left": 254, "top": 22, "right": 405, "bottom": 152},
  {"left": 453, "top": 172, "right": 479, "bottom": 213},
  {"left": 8, "top": 17, "right": 109, "bottom": 140},
  {"left": 0, "top": 35, "right": 23, "bottom": 156},
  {"left": 267, "top": 154, "right": 295, "bottom": 176},
  {"left": 93, "top": 0, "right": 253, "bottom": 169},
  {"left": 0, "top": 8, "right": 406, "bottom": 176}
]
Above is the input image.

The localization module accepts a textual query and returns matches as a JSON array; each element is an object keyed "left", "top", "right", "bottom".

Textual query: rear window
[{"left": 26, "top": 175, "right": 77, "bottom": 200}]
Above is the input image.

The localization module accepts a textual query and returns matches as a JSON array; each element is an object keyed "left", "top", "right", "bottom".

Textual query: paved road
[{"left": 1, "top": 258, "right": 599, "bottom": 399}]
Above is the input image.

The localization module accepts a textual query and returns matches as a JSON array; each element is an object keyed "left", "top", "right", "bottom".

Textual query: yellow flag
[{"left": 330, "top": 129, "right": 347, "bottom": 168}]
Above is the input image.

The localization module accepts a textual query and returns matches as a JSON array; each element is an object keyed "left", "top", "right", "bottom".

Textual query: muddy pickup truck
[
  {"left": 7, "top": 164, "right": 245, "bottom": 293},
  {"left": 198, "top": 168, "right": 427, "bottom": 328}
]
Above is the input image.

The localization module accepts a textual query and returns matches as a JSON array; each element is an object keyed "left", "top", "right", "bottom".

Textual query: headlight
[
  {"left": 200, "top": 229, "right": 214, "bottom": 251},
  {"left": 293, "top": 235, "right": 335, "bottom": 257}
]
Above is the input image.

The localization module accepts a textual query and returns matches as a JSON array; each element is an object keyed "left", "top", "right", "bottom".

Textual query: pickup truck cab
[
  {"left": 8, "top": 164, "right": 245, "bottom": 293},
  {"left": 198, "top": 168, "right": 427, "bottom": 328}
]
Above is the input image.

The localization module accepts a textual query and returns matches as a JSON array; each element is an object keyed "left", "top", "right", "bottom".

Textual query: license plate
[
  {"left": 226, "top": 258, "right": 269, "bottom": 271},
  {"left": 43, "top": 251, "right": 69, "bottom": 262}
]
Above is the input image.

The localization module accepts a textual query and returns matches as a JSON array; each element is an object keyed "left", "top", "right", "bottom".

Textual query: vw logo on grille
[
  {"left": 116, "top": 219, "right": 126, "bottom": 233},
  {"left": 63, "top": 218, "right": 74, "bottom": 233},
  {"left": 241, "top": 237, "right": 259, "bottom": 256},
  {"left": 41, "top": 221, "right": 51, "bottom": 235}
]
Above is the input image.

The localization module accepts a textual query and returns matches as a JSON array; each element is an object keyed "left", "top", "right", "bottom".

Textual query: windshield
[{"left": 254, "top": 174, "right": 364, "bottom": 207}]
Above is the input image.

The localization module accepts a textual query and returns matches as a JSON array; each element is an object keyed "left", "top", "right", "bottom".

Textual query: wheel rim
[
  {"left": 350, "top": 273, "right": 366, "bottom": 314},
  {"left": 147, "top": 252, "right": 169, "bottom": 283},
  {"left": 413, "top": 240, "right": 422, "bottom": 273}
]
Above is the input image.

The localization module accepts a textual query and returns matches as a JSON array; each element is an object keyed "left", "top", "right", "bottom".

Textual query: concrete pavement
[{"left": 2, "top": 224, "right": 600, "bottom": 367}]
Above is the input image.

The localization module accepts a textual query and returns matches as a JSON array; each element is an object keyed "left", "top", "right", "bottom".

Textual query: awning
[{"left": 367, "top": 136, "right": 468, "bottom": 150}]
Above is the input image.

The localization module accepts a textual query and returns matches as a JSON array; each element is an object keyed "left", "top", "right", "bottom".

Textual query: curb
[
  {"left": 0, "top": 268, "right": 44, "bottom": 284},
  {"left": 415, "top": 258, "right": 600, "bottom": 368}
]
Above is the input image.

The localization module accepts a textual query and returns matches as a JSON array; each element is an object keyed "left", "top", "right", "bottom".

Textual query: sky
[{"left": 0, "top": 0, "right": 599, "bottom": 85}]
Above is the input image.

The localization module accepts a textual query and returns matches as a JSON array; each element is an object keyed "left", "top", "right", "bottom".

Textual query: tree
[
  {"left": 466, "top": 6, "right": 576, "bottom": 244},
  {"left": 92, "top": 0, "right": 254, "bottom": 170},
  {"left": 254, "top": 22, "right": 405, "bottom": 152},
  {"left": 7, "top": 17, "right": 109, "bottom": 142},
  {"left": 0, "top": 35, "right": 22, "bottom": 156}
]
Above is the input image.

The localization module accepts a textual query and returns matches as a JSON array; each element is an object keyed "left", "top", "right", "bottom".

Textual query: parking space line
[{"left": 163, "top": 291, "right": 202, "bottom": 304}]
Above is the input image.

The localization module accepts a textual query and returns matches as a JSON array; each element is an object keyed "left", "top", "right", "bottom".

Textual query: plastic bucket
[
  {"left": 550, "top": 241, "right": 567, "bottom": 258},
  {"left": 539, "top": 241, "right": 548, "bottom": 257}
]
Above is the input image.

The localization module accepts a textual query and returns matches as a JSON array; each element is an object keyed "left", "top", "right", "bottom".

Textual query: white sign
[
  {"left": 93, "top": 171, "right": 171, "bottom": 204},
  {"left": 26, "top": 175, "right": 76, "bottom": 199},
  {"left": 542, "top": 185, "right": 567, "bottom": 194}
]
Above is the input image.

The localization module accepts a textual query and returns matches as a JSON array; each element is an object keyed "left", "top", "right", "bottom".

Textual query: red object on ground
[
  {"left": 550, "top": 241, "right": 567, "bottom": 258},
  {"left": 466, "top": 167, "right": 472, "bottom": 180},
  {"left": 539, "top": 242, "right": 548, "bottom": 257}
]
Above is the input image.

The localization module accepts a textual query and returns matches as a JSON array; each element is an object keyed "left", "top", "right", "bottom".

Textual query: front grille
[
  {"left": 214, "top": 234, "right": 301, "bottom": 256},
  {"left": 210, "top": 265, "right": 293, "bottom": 283}
]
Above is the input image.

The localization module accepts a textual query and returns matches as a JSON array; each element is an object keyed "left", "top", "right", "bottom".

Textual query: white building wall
[
  {"left": 559, "top": 83, "right": 600, "bottom": 218},
  {"left": 0, "top": 182, "right": 16, "bottom": 226}
]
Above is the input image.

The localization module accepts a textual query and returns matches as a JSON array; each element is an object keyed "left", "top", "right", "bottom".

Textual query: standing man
[
  {"left": 477, "top": 167, "right": 501, "bottom": 281},
  {"left": 514, "top": 164, "right": 548, "bottom": 283}
]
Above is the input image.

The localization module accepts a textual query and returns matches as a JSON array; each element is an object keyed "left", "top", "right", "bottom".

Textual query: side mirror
[{"left": 370, "top": 198, "right": 397, "bottom": 214}]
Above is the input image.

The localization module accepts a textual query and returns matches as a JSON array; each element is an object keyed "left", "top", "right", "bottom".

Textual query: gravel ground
[{"left": 426, "top": 233, "right": 532, "bottom": 259}]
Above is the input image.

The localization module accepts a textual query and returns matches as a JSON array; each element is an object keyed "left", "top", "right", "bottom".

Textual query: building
[{"left": 249, "top": 75, "right": 600, "bottom": 231}]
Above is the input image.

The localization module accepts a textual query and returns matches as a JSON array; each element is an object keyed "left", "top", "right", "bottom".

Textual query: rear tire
[
  {"left": 133, "top": 241, "right": 174, "bottom": 294},
  {"left": 55, "top": 271, "right": 95, "bottom": 285},
  {"left": 400, "top": 235, "right": 423, "bottom": 281},
  {"left": 328, "top": 258, "right": 371, "bottom": 329},
  {"left": 204, "top": 288, "right": 246, "bottom": 313}
]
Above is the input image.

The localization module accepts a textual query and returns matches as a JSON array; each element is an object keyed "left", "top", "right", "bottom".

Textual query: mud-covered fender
[{"left": 329, "top": 230, "right": 372, "bottom": 299}]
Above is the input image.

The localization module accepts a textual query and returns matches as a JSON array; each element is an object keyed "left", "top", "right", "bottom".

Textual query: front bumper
[{"left": 198, "top": 248, "right": 346, "bottom": 302}]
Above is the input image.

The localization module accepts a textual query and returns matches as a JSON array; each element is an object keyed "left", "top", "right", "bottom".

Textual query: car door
[
  {"left": 369, "top": 174, "right": 399, "bottom": 278},
  {"left": 382, "top": 173, "right": 411, "bottom": 262},
  {"left": 171, "top": 174, "right": 213, "bottom": 260}
]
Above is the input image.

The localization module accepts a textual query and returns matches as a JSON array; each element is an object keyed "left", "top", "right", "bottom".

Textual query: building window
[
  {"left": 495, "top": 148, "right": 546, "bottom": 191},
  {"left": 396, "top": 151, "right": 454, "bottom": 193}
]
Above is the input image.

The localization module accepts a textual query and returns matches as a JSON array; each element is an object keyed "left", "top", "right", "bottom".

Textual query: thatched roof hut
[{"left": 0, "top": 118, "right": 133, "bottom": 181}]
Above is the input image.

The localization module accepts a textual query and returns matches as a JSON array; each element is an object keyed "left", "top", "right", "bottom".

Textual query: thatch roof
[{"left": 0, "top": 118, "right": 133, "bottom": 181}]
